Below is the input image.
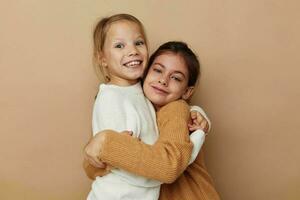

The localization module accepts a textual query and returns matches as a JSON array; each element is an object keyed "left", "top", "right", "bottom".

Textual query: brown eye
[
  {"left": 171, "top": 75, "right": 182, "bottom": 82},
  {"left": 153, "top": 68, "right": 162, "bottom": 73}
]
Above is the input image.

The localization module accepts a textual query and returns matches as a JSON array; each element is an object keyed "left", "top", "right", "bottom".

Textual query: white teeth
[{"left": 124, "top": 60, "right": 141, "bottom": 67}]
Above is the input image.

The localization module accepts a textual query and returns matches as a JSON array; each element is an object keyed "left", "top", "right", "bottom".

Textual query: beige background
[{"left": 1, "top": 0, "right": 299, "bottom": 199}]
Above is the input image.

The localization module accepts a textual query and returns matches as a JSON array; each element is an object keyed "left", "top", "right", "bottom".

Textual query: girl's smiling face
[
  {"left": 143, "top": 52, "right": 194, "bottom": 110},
  {"left": 100, "top": 20, "right": 148, "bottom": 86}
]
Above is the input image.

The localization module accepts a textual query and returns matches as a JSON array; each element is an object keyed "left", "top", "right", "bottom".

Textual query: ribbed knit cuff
[{"left": 99, "top": 131, "right": 141, "bottom": 170}]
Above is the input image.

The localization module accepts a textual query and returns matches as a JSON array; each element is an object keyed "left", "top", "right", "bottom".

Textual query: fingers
[
  {"left": 188, "top": 123, "right": 198, "bottom": 131},
  {"left": 120, "top": 130, "right": 141, "bottom": 140},
  {"left": 84, "top": 141, "right": 106, "bottom": 168},
  {"left": 88, "top": 157, "right": 102, "bottom": 168},
  {"left": 190, "top": 111, "right": 197, "bottom": 120},
  {"left": 189, "top": 111, "right": 204, "bottom": 131},
  {"left": 121, "top": 131, "right": 141, "bottom": 141},
  {"left": 120, "top": 130, "right": 133, "bottom": 136},
  {"left": 189, "top": 124, "right": 203, "bottom": 132},
  {"left": 85, "top": 154, "right": 106, "bottom": 168},
  {"left": 190, "top": 111, "right": 205, "bottom": 126},
  {"left": 188, "top": 119, "right": 209, "bottom": 133},
  {"left": 199, "top": 120, "right": 209, "bottom": 133},
  {"left": 196, "top": 112, "right": 204, "bottom": 124},
  {"left": 94, "top": 156, "right": 106, "bottom": 168}
]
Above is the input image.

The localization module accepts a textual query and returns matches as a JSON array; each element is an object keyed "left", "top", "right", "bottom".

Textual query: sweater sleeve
[
  {"left": 83, "top": 158, "right": 110, "bottom": 180},
  {"left": 93, "top": 88, "right": 129, "bottom": 134},
  {"left": 187, "top": 105, "right": 210, "bottom": 164},
  {"left": 188, "top": 130, "right": 205, "bottom": 164},
  {"left": 99, "top": 100, "right": 193, "bottom": 183}
]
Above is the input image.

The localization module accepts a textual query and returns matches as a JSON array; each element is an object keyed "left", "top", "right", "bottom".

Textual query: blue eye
[
  {"left": 135, "top": 40, "right": 145, "bottom": 46},
  {"left": 115, "top": 43, "right": 124, "bottom": 48}
]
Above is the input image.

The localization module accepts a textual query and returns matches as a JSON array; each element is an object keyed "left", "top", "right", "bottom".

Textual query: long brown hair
[{"left": 145, "top": 41, "right": 200, "bottom": 87}]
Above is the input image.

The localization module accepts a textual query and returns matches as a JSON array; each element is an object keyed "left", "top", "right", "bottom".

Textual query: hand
[
  {"left": 84, "top": 132, "right": 107, "bottom": 168},
  {"left": 120, "top": 130, "right": 142, "bottom": 141},
  {"left": 188, "top": 110, "right": 209, "bottom": 133},
  {"left": 120, "top": 130, "right": 133, "bottom": 136}
]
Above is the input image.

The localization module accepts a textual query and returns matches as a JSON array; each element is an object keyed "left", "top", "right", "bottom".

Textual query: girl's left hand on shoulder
[{"left": 188, "top": 110, "right": 209, "bottom": 133}]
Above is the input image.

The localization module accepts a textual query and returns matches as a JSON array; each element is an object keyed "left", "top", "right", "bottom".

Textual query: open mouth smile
[{"left": 123, "top": 60, "right": 143, "bottom": 67}]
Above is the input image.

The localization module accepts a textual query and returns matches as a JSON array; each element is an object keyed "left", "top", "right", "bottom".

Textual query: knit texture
[
  {"left": 92, "top": 82, "right": 160, "bottom": 187},
  {"left": 84, "top": 99, "right": 220, "bottom": 199}
]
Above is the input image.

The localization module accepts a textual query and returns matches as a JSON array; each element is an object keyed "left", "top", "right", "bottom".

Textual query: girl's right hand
[{"left": 188, "top": 110, "right": 209, "bottom": 133}]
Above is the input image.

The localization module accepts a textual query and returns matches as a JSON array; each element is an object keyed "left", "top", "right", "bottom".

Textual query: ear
[
  {"left": 182, "top": 86, "right": 194, "bottom": 100},
  {"left": 97, "top": 52, "right": 107, "bottom": 67}
]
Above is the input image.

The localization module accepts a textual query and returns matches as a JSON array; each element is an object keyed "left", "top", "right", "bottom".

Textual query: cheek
[
  {"left": 170, "top": 84, "right": 188, "bottom": 97},
  {"left": 104, "top": 54, "right": 114, "bottom": 65},
  {"left": 142, "top": 76, "right": 151, "bottom": 90},
  {"left": 137, "top": 46, "right": 147, "bottom": 58},
  {"left": 144, "top": 71, "right": 156, "bottom": 82},
  {"left": 143, "top": 83, "right": 153, "bottom": 100},
  {"left": 141, "top": 46, "right": 148, "bottom": 54},
  {"left": 143, "top": 74, "right": 150, "bottom": 84}
]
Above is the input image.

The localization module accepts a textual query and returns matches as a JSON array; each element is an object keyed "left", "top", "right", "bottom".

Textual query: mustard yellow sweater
[{"left": 84, "top": 100, "right": 220, "bottom": 200}]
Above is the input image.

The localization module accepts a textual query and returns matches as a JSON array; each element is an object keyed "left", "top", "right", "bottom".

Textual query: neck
[
  {"left": 153, "top": 104, "right": 162, "bottom": 111},
  {"left": 109, "top": 77, "right": 139, "bottom": 86}
]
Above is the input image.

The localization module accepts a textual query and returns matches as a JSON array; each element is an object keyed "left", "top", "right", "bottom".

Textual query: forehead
[
  {"left": 105, "top": 20, "right": 144, "bottom": 39},
  {"left": 153, "top": 52, "right": 188, "bottom": 75}
]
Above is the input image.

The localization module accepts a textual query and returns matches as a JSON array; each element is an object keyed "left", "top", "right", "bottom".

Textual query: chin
[
  {"left": 126, "top": 73, "right": 143, "bottom": 80},
  {"left": 148, "top": 97, "right": 165, "bottom": 107}
]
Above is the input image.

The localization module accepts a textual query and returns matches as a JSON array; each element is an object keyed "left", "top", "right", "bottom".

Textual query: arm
[
  {"left": 187, "top": 105, "right": 210, "bottom": 164},
  {"left": 188, "top": 130, "right": 205, "bottom": 164},
  {"left": 83, "top": 133, "right": 112, "bottom": 180},
  {"left": 97, "top": 100, "right": 193, "bottom": 183}
]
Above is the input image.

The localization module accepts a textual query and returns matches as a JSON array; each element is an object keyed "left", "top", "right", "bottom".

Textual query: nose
[
  {"left": 158, "top": 78, "right": 168, "bottom": 86},
  {"left": 128, "top": 45, "right": 138, "bottom": 56}
]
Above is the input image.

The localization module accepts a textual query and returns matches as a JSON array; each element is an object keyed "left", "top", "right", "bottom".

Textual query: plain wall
[{"left": 1, "top": 0, "right": 299, "bottom": 199}]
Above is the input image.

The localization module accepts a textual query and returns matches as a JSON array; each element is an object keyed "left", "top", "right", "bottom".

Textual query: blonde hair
[{"left": 92, "top": 13, "right": 148, "bottom": 82}]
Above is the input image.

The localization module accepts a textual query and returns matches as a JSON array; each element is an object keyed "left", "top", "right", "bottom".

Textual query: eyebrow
[
  {"left": 113, "top": 35, "right": 144, "bottom": 41},
  {"left": 153, "top": 62, "right": 186, "bottom": 78}
]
